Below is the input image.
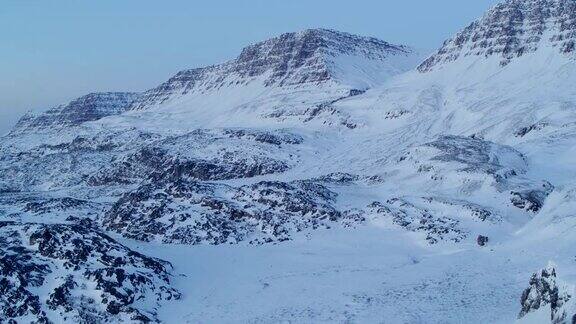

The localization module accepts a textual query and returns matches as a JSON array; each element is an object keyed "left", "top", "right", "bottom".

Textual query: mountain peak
[
  {"left": 418, "top": 0, "right": 576, "bottom": 72},
  {"left": 130, "top": 29, "right": 418, "bottom": 110},
  {"left": 238, "top": 28, "right": 408, "bottom": 62},
  {"left": 234, "top": 28, "right": 411, "bottom": 85}
]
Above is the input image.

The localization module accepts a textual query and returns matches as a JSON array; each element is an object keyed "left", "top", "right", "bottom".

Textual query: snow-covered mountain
[
  {"left": 418, "top": 0, "right": 576, "bottom": 72},
  {"left": 8, "top": 29, "right": 420, "bottom": 138},
  {"left": 2, "top": 1, "right": 576, "bottom": 322},
  {"left": 130, "top": 28, "right": 417, "bottom": 110},
  {"left": 11, "top": 92, "right": 140, "bottom": 135}
]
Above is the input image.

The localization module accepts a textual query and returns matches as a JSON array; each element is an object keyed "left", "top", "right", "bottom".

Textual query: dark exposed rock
[
  {"left": 477, "top": 235, "right": 489, "bottom": 246},
  {"left": 519, "top": 264, "right": 574, "bottom": 323},
  {"left": 89, "top": 148, "right": 290, "bottom": 186},
  {"left": 23, "top": 197, "right": 93, "bottom": 214},
  {"left": 313, "top": 172, "right": 361, "bottom": 184},
  {"left": 160, "top": 157, "right": 289, "bottom": 183},
  {"left": 223, "top": 129, "right": 304, "bottom": 146},
  {"left": 0, "top": 221, "right": 180, "bottom": 323},
  {"left": 384, "top": 109, "right": 410, "bottom": 120},
  {"left": 103, "top": 179, "right": 355, "bottom": 245}
]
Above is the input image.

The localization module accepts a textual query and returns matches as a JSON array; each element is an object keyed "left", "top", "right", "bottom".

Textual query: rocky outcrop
[
  {"left": 510, "top": 183, "right": 554, "bottom": 213},
  {"left": 0, "top": 221, "right": 180, "bottom": 323},
  {"left": 102, "top": 179, "right": 363, "bottom": 245},
  {"left": 365, "top": 199, "right": 467, "bottom": 244},
  {"left": 518, "top": 264, "right": 575, "bottom": 323},
  {"left": 477, "top": 235, "right": 489, "bottom": 246}
]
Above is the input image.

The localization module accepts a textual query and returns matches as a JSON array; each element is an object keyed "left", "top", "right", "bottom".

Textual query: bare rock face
[
  {"left": 419, "top": 0, "right": 576, "bottom": 72},
  {"left": 0, "top": 221, "right": 180, "bottom": 323},
  {"left": 11, "top": 92, "right": 140, "bottom": 134}
]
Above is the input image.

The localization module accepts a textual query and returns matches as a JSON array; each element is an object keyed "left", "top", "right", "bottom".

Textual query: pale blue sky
[{"left": 0, "top": 0, "right": 500, "bottom": 133}]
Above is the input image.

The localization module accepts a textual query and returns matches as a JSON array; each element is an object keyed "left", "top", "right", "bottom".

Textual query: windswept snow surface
[{"left": 121, "top": 227, "right": 525, "bottom": 323}]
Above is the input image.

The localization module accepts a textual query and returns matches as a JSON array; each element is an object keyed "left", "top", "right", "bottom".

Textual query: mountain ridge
[
  {"left": 128, "top": 28, "right": 419, "bottom": 111},
  {"left": 8, "top": 28, "right": 420, "bottom": 135},
  {"left": 418, "top": 0, "right": 576, "bottom": 72},
  {"left": 9, "top": 92, "right": 140, "bottom": 135}
]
